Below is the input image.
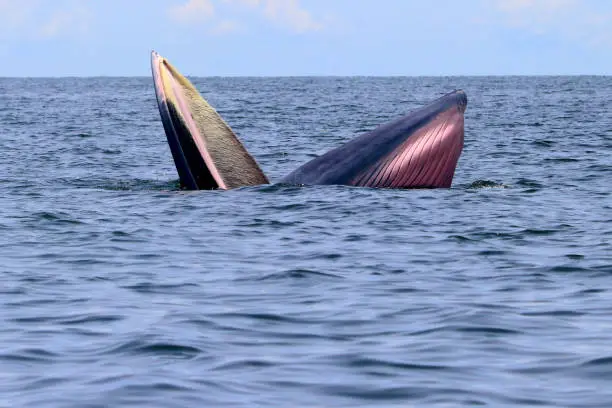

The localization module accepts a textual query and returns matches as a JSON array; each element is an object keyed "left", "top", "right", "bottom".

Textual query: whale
[{"left": 150, "top": 51, "right": 467, "bottom": 190}]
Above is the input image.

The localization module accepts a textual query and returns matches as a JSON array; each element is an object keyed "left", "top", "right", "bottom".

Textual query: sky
[{"left": 0, "top": 0, "right": 610, "bottom": 76}]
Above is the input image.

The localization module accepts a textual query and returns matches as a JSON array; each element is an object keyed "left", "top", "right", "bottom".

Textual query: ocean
[{"left": 0, "top": 75, "right": 611, "bottom": 407}]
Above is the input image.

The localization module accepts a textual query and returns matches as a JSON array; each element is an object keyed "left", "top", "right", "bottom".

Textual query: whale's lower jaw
[
  {"left": 280, "top": 90, "right": 466, "bottom": 189},
  {"left": 351, "top": 105, "right": 464, "bottom": 189},
  {"left": 150, "top": 51, "right": 467, "bottom": 190}
]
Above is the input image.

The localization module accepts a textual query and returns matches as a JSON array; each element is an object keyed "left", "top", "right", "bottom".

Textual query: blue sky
[{"left": 0, "top": 0, "right": 610, "bottom": 76}]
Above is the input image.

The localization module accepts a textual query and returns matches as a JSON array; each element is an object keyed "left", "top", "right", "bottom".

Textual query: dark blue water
[{"left": 0, "top": 76, "right": 611, "bottom": 407}]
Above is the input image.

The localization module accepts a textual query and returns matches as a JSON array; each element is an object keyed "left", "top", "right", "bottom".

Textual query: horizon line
[{"left": 1, "top": 73, "right": 610, "bottom": 79}]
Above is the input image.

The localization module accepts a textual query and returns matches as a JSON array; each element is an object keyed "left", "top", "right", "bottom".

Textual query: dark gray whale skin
[{"left": 280, "top": 90, "right": 467, "bottom": 189}]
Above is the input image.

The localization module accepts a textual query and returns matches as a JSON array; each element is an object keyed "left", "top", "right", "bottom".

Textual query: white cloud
[
  {"left": 0, "top": 0, "right": 91, "bottom": 40},
  {"left": 0, "top": 0, "right": 37, "bottom": 37},
  {"left": 488, "top": 0, "right": 611, "bottom": 47},
  {"left": 495, "top": 0, "right": 575, "bottom": 12},
  {"left": 171, "top": 0, "right": 323, "bottom": 33},
  {"left": 261, "top": 0, "right": 322, "bottom": 33},
  {"left": 226, "top": 0, "right": 260, "bottom": 7},
  {"left": 169, "top": 0, "right": 216, "bottom": 24},
  {"left": 38, "top": 6, "right": 90, "bottom": 38},
  {"left": 209, "top": 20, "right": 242, "bottom": 35},
  {"left": 494, "top": 0, "right": 576, "bottom": 30}
]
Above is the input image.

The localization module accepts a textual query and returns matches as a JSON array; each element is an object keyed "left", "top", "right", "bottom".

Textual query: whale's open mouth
[
  {"left": 150, "top": 51, "right": 269, "bottom": 190},
  {"left": 151, "top": 51, "right": 467, "bottom": 190}
]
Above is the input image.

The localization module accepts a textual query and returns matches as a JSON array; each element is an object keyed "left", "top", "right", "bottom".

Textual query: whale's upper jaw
[
  {"left": 150, "top": 51, "right": 269, "bottom": 190},
  {"left": 280, "top": 90, "right": 467, "bottom": 189}
]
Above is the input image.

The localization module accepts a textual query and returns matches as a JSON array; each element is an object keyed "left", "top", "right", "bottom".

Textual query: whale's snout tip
[
  {"left": 455, "top": 89, "right": 467, "bottom": 113},
  {"left": 151, "top": 50, "right": 164, "bottom": 63}
]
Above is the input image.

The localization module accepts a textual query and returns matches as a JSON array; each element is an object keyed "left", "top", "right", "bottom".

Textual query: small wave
[
  {"left": 592, "top": 265, "right": 612, "bottom": 274},
  {"left": 213, "top": 358, "right": 276, "bottom": 371},
  {"left": 135, "top": 343, "right": 202, "bottom": 357},
  {"left": 466, "top": 180, "right": 507, "bottom": 189},
  {"left": 565, "top": 254, "right": 585, "bottom": 260},
  {"left": 516, "top": 178, "right": 543, "bottom": 188},
  {"left": 521, "top": 310, "right": 585, "bottom": 317},
  {"left": 97, "top": 179, "right": 181, "bottom": 191},
  {"left": 448, "top": 234, "right": 475, "bottom": 242},
  {"left": 582, "top": 356, "right": 612, "bottom": 367},
  {"left": 344, "top": 356, "right": 452, "bottom": 372},
  {"left": 30, "top": 211, "right": 84, "bottom": 225},
  {"left": 57, "top": 314, "right": 123, "bottom": 325},
  {"left": 266, "top": 203, "right": 310, "bottom": 211},
  {"left": 455, "top": 326, "right": 523, "bottom": 335},
  {"left": 111, "top": 381, "right": 194, "bottom": 394},
  {"left": 576, "top": 356, "right": 612, "bottom": 380},
  {"left": 122, "top": 282, "right": 199, "bottom": 294},
  {"left": 317, "top": 384, "right": 479, "bottom": 402},
  {"left": 61, "top": 177, "right": 182, "bottom": 191},
  {"left": 522, "top": 228, "right": 558, "bottom": 236},
  {"left": 257, "top": 268, "right": 343, "bottom": 281},
  {"left": 411, "top": 324, "right": 522, "bottom": 336},
  {"left": 478, "top": 250, "right": 507, "bottom": 256},
  {"left": 0, "top": 348, "right": 60, "bottom": 363},
  {"left": 215, "top": 311, "right": 302, "bottom": 324},
  {"left": 233, "top": 183, "right": 307, "bottom": 195},
  {"left": 103, "top": 339, "right": 202, "bottom": 359},
  {"left": 532, "top": 139, "right": 555, "bottom": 147},
  {"left": 543, "top": 157, "right": 581, "bottom": 163},
  {"left": 548, "top": 265, "right": 591, "bottom": 273}
]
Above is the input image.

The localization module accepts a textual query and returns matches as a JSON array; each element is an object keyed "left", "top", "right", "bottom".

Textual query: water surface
[{"left": 0, "top": 76, "right": 611, "bottom": 407}]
